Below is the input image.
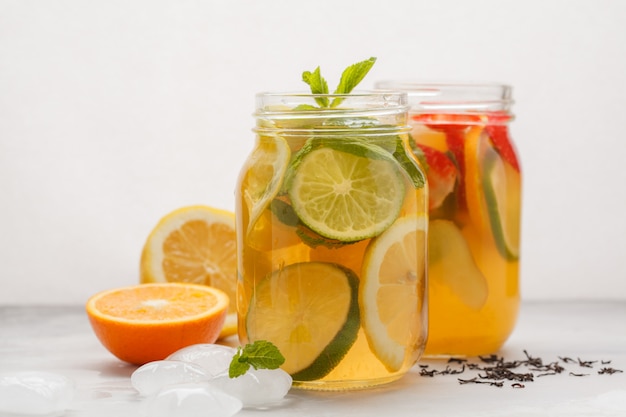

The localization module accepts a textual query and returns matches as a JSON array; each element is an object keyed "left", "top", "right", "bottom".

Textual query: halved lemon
[
  {"left": 245, "top": 262, "right": 360, "bottom": 380},
  {"left": 360, "top": 215, "right": 427, "bottom": 372},
  {"left": 140, "top": 206, "right": 237, "bottom": 339},
  {"left": 288, "top": 143, "right": 405, "bottom": 242}
]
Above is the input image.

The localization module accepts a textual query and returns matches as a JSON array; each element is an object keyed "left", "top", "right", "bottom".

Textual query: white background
[{"left": 1, "top": 0, "right": 625, "bottom": 305}]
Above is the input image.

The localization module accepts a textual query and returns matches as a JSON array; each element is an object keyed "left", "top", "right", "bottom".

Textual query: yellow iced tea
[
  {"left": 410, "top": 102, "right": 521, "bottom": 356},
  {"left": 235, "top": 92, "right": 428, "bottom": 390}
]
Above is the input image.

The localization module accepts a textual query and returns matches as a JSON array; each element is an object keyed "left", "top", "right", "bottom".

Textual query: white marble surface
[{"left": 1, "top": 301, "right": 625, "bottom": 416}]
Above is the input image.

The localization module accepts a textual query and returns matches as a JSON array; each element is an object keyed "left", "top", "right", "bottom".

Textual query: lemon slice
[
  {"left": 140, "top": 205, "right": 237, "bottom": 339},
  {"left": 246, "top": 262, "right": 360, "bottom": 380},
  {"left": 360, "top": 215, "right": 427, "bottom": 372},
  {"left": 240, "top": 135, "right": 291, "bottom": 233},
  {"left": 288, "top": 144, "right": 405, "bottom": 242}
]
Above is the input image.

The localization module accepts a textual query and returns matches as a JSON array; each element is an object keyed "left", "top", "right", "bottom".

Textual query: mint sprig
[
  {"left": 228, "top": 340, "right": 286, "bottom": 378},
  {"left": 301, "top": 57, "right": 377, "bottom": 108},
  {"left": 302, "top": 67, "right": 329, "bottom": 107}
]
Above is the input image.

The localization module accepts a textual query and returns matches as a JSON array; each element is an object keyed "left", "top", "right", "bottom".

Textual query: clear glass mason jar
[
  {"left": 376, "top": 82, "right": 521, "bottom": 356},
  {"left": 235, "top": 92, "right": 428, "bottom": 390}
]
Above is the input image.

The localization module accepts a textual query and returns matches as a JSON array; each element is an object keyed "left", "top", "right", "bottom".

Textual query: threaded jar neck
[
  {"left": 375, "top": 82, "right": 513, "bottom": 115},
  {"left": 254, "top": 91, "right": 411, "bottom": 135}
]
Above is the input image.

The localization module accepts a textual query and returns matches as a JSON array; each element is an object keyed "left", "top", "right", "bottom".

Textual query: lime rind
[
  {"left": 290, "top": 264, "right": 360, "bottom": 381},
  {"left": 482, "top": 148, "right": 521, "bottom": 261},
  {"left": 245, "top": 262, "right": 360, "bottom": 380}
]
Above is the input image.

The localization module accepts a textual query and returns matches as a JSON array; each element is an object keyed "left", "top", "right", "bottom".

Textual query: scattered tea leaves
[
  {"left": 598, "top": 367, "right": 623, "bottom": 375},
  {"left": 417, "top": 350, "right": 622, "bottom": 389}
]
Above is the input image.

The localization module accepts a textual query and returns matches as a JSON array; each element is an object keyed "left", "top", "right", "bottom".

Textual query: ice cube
[
  {"left": 0, "top": 371, "right": 75, "bottom": 416},
  {"left": 166, "top": 344, "right": 237, "bottom": 377},
  {"left": 210, "top": 368, "right": 292, "bottom": 407},
  {"left": 144, "top": 383, "right": 242, "bottom": 417},
  {"left": 131, "top": 360, "right": 211, "bottom": 396}
]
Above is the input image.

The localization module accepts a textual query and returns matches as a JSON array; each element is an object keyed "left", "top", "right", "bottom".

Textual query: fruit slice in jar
[
  {"left": 245, "top": 262, "right": 360, "bottom": 380},
  {"left": 240, "top": 135, "right": 291, "bottom": 233},
  {"left": 485, "top": 112, "right": 520, "bottom": 172},
  {"left": 429, "top": 220, "right": 488, "bottom": 310},
  {"left": 360, "top": 215, "right": 427, "bottom": 372},
  {"left": 465, "top": 128, "right": 521, "bottom": 261},
  {"left": 288, "top": 143, "right": 405, "bottom": 242},
  {"left": 464, "top": 127, "right": 491, "bottom": 233},
  {"left": 415, "top": 143, "right": 458, "bottom": 210},
  {"left": 483, "top": 148, "right": 521, "bottom": 261}
]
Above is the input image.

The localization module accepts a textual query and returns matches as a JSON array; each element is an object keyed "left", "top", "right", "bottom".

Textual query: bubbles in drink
[
  {"left": 0, "top": 371, "right": 75, "bottom": 416},
  {"left": 167, "top": 344, "right": 237, "bottom": 377},
  {"left": 211, "top": 368, "right": 292, "bottom": 407},
  {"left": 144, "top": 383, "right": 242, "bottom": 417},
  {"left": 131, "top": 360, "right": 211, "bottom": 396}
]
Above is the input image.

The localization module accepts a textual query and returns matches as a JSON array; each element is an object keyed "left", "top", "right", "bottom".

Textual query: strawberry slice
[
  {"left": 416, "top": 143, "right": 458, "bottom": 210},
  {"left": 485, "top": 112, "right": 520, "bottom": 172},
  {"left": 412, "top": 113, "right": 481, "bottom": 132}
]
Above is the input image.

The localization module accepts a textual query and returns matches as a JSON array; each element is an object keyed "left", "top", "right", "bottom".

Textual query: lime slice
[
  {"left": 465, "top": 128, "right": 521, "bottom": 262},
  {"left": 241, "top": 136, "right": 291, "bottom": 233},
  {"left": 288, "top": 143, "right": 405, "bottom": 242},
  {"left": 245, "top": 262, "right": 360, "bottom": 380},
  {"left": 483, "top": 148, "right": 521, "bottom": 261},
  {"left": 429, "top": 220, "right": 488, "bottom": 310},
  {"left": 360, "top": 215, "right": 427, "bottom": 372}
]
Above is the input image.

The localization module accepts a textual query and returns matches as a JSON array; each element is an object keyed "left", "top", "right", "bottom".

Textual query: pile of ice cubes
[
  {"left": 0, "top": 344, "right": 292, "bottom": 416},
  {"left": 134, "top": 344, "right": 292, "bottom": 416}
]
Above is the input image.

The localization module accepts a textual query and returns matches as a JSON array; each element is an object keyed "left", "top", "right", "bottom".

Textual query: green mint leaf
[
  {"left": 243, "top": 340, "right": 285, "bottom": 370},
  {"left": 393, "top": 139, "right": 426, "bottom": 189},
  {"left": 229, "top": 347, "right": 251, "bottom": 378},
  {"left": 292, "top": 104, "right": 320, "bottom": 111},
  {"left": 302, "top": 67, "right": 329, "bottom": 107},
  {"left": 331, "top": 57, "right": 377, "bottom": 108},
  {"left": 296, "top": 225, "right": 355, "bottom": 249},
  {"left": 270, "top": 198, "right": 300, "bottom": 227},
  {"left": 407, "top": 134, "right": 428, "bottom": 171},
  {"left": 228, "top": 341, "right": 285, "bottom": 378}
]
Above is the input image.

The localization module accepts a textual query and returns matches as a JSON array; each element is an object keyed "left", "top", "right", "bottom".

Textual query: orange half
[{"left": 86, "top": 283, "right": 229, "bottom": 365}]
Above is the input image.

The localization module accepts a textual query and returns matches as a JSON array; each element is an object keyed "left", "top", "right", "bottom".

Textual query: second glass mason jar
[
  {"left": 236, "top": 92, "right": 428, "bottom": 390},
  {"left": 377, "top": 82, "right": 522, "bottom": 356}
]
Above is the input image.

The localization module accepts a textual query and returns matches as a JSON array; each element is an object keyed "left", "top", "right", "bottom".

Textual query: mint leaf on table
[{"left": 229, "top": 340, "right": 286, "bottom": 378}]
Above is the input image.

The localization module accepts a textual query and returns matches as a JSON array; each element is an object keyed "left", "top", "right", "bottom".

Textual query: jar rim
[
  {"left": 255, "top": 90, "right": 408, "bottom": 115},
  {"left": 374, "top": 81, "right": 513, "bottom": 112},
  {"left": 256, "top": 90, "right": 407, "bottom": 99}
]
